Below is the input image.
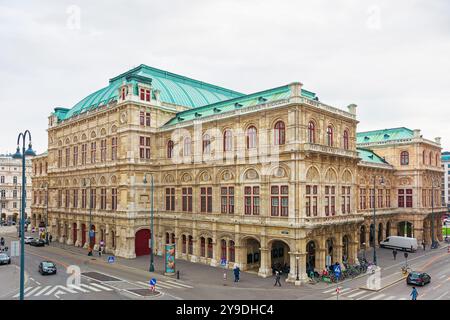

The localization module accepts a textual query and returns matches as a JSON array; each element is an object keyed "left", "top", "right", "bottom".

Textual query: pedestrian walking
[
  {"left": 49, "top": 234, "right": 53, "bottom": 243},
  {"left": 274, "top": 271, "right": 282, "bottom": 287},
  {"left": 233, "top": 264, "right": 240, "bottom": 282},
  {"left": 410, "top": 287, "right": 418, "bottom": 300},
  {"left": 100, "top": 240, "right": 105, "bottom": 253},
  {"left": 392, "top": 249, "right": 397, "bottom": 260},
  {"left": 98, "top": 246, "right": 102, "bottom": 257},
  {"left": 422, "top": 240, "right": 426, "bottom": 251},
  {"left": 88, "top": 246, "right": 93, "bottom": 256}
]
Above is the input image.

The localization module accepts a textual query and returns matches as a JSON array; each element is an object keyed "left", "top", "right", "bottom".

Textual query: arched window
[
  {"left": 400, "top": 151, "right": 409, "bottom": 165},
  {"left": 343, "top": 129, "right": 349, "bottom": 150},
  {"left": 308, "top": 121, "right": 315, "bottom": 143},
  {"left": 183, "top": 137, "right": 191, "bottom": 156},
  {"left": 223, "top": 129, "right": 233, "bottom": 152},
  {"left": 167, "top": 140, "right": 174, "bottom": 159},
  {"left": 274, "top": 121, "right": 285, "bottom": 145},
  {"left": 246, "top": 126, "right": 257, "bottom": 149},
  {"left": 202, "top": 134, "right": 211, "bottom": 154},
  {"left": 326, "top": 126, "right": 333, "bottom": 147}
]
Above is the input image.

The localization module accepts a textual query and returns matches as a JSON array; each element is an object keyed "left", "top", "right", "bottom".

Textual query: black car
[
  {"left": 407, "top": 271, "right": 431, "bottom": 286},
  {"left": 29, "top": 239, "right": 45, "bottom": 247},
  {"left": 39, "top": 261, "right": 57, "bottom": 275}
]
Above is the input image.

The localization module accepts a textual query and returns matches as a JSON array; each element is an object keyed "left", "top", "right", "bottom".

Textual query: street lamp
[
  {"left": 12, "top": 130, "right": 36, "bottom": 301},
  {"left": 372, "top": 175, "right": 384, "bottom": 266},
  {"left": 83, "top": 178, "right": 93, "bottom": 253},
  {"left": 43, "top": 183, "right": 49, "bottom": 245},
  {"left": 143, "top": 173, "right": 155, "bottom": 272}
]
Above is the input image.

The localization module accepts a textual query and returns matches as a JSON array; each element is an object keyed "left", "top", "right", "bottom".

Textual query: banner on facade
[{"left": 164, "top": 244, "right": 175, "bottom": 275}]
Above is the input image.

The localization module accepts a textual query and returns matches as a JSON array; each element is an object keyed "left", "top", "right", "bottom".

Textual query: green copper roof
[
  {"left": 357, "top": 148, "right": 389, "bottom": 164},
  {"left": 59, "top": 65, "right": 244, "bottom": 121},
  {"left": 357, "top": 127, "right": 414, "bottom": 144},
  {"left": 163, "top": 85, "right": 317, "bottom": 127},
  {"left": 442, "top": 152, "right": 450, "bottom": 162}
]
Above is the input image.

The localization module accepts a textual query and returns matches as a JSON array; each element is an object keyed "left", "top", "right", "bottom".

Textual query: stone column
[
  {"left": 67, "top": 223, "right": 74, "bottom": 245},
  {"left": 316, "top": 248, "right": 326, "bottom": 271},
  {"left": 234, "top": 245, "right": 245, "bottom": 270},
  {"left": 75, "top": 221, "right": 82, "bottom": 247},
  {"left": 210, "top": 239, "right": 219, "bottom": 267},
  {"left": 258, "top": 248, "right": 271, "bottom": 278},
  {"left": 58, "top": 222, "right": 65, "bottom": 243},
  {"left": 190, "top": 239, "right": 199, "bottom": 263},
  {"left": 287, "top": 252, "right": 297, "bottom": 282}
]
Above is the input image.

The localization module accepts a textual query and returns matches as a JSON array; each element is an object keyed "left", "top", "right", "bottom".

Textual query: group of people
[{"left": 87, "top": 240, "right": 106, "bottom": 257}]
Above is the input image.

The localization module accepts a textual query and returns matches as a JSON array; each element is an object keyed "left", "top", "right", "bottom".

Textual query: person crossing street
[
  {"left": 392, "top": 249, "right": 397, "bottom": 260},
  {"left": 410, "top": 287, "right": 418, "bottom": 300}
]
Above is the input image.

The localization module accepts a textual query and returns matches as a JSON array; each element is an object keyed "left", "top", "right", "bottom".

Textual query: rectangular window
[
  {"left": 306, "top": 185, "right": 318, "bottom": 216},
  {"left": 221, "top": 187, "right": 234, "bottom": 214},
  {"left": 139, "top": 136, "right": 151, "bottom": 159},
  {"left": 146, "top": 112, "right": 151, "bottom": 126},
  {"left": 271, "top": 185, "right": 288, "bottom": 216},
  {"left": 91, "top": 142, "right": 96, "bottom": 163},
  {"left": 140, "top": 111, "right": 145, "bottom": 125},
  {"left": 200, "top": 187, "right": 213, "bottom": 213},
  {"left": 82, "top": 189, "right": 87, "bottom": 209},
  {"left": 73, "top": 146, "right": 78, "bottom": 166},
  {"left": 369, "top": 189, "right": 375, "bottom": 209},
  {"left": 90, "top": 189, "right": 96, "bottom": 209},
  {"left": 100, "top": 188, "right": 107, "bottom": 210},
  {"left": 139, "top": 89, "right": 151, "bottom": 102},
  {"left": 182, "top": 188, "right": 193, "bottom": 212},
  {"left": 341, "top": 186, "right": 351, "bottom": 214},
  {"left": 81, "top": 144, "right": 87, "bottom": 165},
  {"left": 58, "top": 150, "right": 62, "bottom": 168},
  {"left": 112, "top": 188, "right": 117, "bottom": 211},
  {"left": 111, "top": 137, "right": 118, "bottom": 161},
  {"left": 378, "top": 189, "right": 383, "bottom": 208},
  {"left": 100, "top": 139, "right": 107, "bottom": 162},
  {"left": 165, "top": 188, "right": 175, "bottom": 211},
  {"left": 406, "top": 189, "right": 413, "bottom": 208},
  {"left": 398, "top": 189, "right": 405, "bottom": 207},
  {"left": 245, "top": 186, "right": 260, "bottom": 215},
  {"left": 386, "top": 189, "right": 391, "bottom": 208},
  {"left": 65, "top": 148, "right": 70, "bottom": 167},
  {"left": 73, "top": 190, "right": 78, "bottom": 208},
  {"left": 324, "top": 186, "right": 335, "bottom": 216},
  {"left": 58, "top": 190, "right": 62, "bottom": 208}
]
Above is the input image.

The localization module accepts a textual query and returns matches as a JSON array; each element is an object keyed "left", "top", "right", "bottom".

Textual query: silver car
[
  {"left": 0, "top": 253, "right": 11, "bottom": 265},
  {"left": 24, "top": 236, "right": 34, "bottom": 244}
]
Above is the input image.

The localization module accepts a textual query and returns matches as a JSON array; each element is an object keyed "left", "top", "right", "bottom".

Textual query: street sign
[
  {"left": 10, "top": 240, "right": 19, "bottom": 257},
  {"left": 333, "top": 264, "right": 341, "bottom": 279},
  {"left": 107, "top": 256, "right": 115, "bottom": 264}
]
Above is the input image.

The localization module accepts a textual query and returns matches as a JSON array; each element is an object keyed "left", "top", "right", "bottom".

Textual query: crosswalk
[
  {"left": 13, "top": 282, "right": 114, "bottom": 298},
  {"left": 322, "top": 287, "right": 408, "bottom": 300},
  {"left": 135, "top": 279, "right": 193, "bottom": 290}
]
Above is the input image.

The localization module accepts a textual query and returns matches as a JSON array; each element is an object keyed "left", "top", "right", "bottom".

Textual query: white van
[{"left": 379, "top": 236, "right": 418, "bottom": 252}]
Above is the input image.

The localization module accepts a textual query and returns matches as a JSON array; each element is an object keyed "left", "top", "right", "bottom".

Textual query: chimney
[
  {"left": 435, "top": 137, "right": 441, "bottom": 144},
  {"left": 347, "top": 104, "right": 357, "bottom": 115},
  {"left": 413, "top": 129, "right": 421, "bottom": 138},
  {"left": 153, "top": 89, "right": 161, "bottom": 102},
  {"left": 289, "top": 82, "right": 303, "bottom": 98}
]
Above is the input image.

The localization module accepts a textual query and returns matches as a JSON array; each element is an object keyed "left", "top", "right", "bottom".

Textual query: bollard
[{"left": 176, "top": 270, "right": 180, "bottom": 279}]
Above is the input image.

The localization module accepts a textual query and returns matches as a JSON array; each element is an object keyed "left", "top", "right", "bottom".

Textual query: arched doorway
[
  {"left": 342, "top": 235, "right": 350, "bottom": 262},
  {"left": 306, "top": 241, "right": 316, "bottom": 274},
  {"left": 386, "top": 221, "right": 391, "bottom": 238},
  {"left": 378, "top": 223, "right": 383, "bottom": 243},
  {"left": 72, "top": 223, "right": 77, "bottom": 244},
  {"left": 135, "top": 229, "right": 151, "bottom": 256},
  {"left": 270, "top": 240, "right": 290, "bottom": 274},
  {"left": 360, "top": 225, "right": 366, "bottom": 247},
  {"left": 81, "top": 224, "right": 86, "bottom": 246},
  {"left": 398, "top": 221, "right": 413, "bottom": 237},
  {"left": 242, "top": 237, "right": 261, "bottom": 271}
]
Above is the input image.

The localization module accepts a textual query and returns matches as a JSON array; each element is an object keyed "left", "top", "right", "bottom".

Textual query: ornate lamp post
[
  {"left": 12, "top": 130, "right": 36, "bottom": 301},
  {"left": 143, "top": 173, "right": 155, "bottom": 272}
]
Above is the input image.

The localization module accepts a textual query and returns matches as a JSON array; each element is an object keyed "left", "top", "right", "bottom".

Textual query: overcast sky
[{"left": 1, "top": 0, "right": 449, "bottom": 154}]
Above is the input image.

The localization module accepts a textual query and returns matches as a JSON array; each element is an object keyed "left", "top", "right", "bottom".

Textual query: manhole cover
[
  {"left": 82, "top": 271, "right": 121, "bottom": 282},
  {"left": 126, "top": 288, "right": 160, "bottom": 297}
]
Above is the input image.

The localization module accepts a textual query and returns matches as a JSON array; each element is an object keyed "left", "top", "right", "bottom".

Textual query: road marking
[
  {"left": 166, "top": 280, "right": 194, "bottom": 288},
  {"left": 79, "top": 284, "right": 102, "bottom": 292},
  {"left": 347, "top": 291, "right": 367, "bottom": 298},
  {"left": 437, "top": 291, "right": 449, "bottom": 300},
  {"left": 331, "top": 287, "right": 352, "bottom": 295},
  {"left": 356, "top": 292, "right": 377, "bottom": 300},
  {"left": 137, "top": 280, "right": 176, "bottom": 289},
  {"left": 323, "top": 287, "right": 337, "bottom": 293},
  {"left": 13, "top": 286, "right": 33, "bottom": 298},
  {"left": 383, "top": 295, "right": 396, "bottom": 300},
  {"left": 25, "top": 287, "right": 42, "bottom": 297},
  {"left": 69, "top": 285, "right": 89, "bottom": 293},
  {"left": 89, "top": 283, "right": 114, "bottom": 291},
  {"left": 44, "top": 285, "right": 68, "bottom": 296},
  {"left": 369, "top": 294, "right": 386, "bottom": 300},
  {"left": 34, "top": 285, "right": 52, "bottom": 297}
]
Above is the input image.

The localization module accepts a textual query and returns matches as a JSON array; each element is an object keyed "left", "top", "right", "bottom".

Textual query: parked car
[
  {"left": 379, "top": 236, "right": 418, "bottom": 252},
  {"left": 24, "top": 236, "right": 34, "bottom": 244},
  {"left": 29, "top": 239, "right": 45, "bottom": 247},
  {"left": 0, "top": 253, "right": 11, "bottom": 265},
  {"left": 407, "top": 271, "right": 431, "bottom": 286},
  {"left": 38, "top": 261, "right": 57, "bottom": 275}
]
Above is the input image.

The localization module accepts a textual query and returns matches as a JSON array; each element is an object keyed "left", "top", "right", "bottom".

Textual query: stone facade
[{"left": 31, "top": 65, "right": 446, "bottom": 283}]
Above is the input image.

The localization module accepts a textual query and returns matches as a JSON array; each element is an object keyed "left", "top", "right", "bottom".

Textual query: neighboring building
[
  {"left": 31, "top": 64, "right": 446, "bottom": 282},
  {"left": 30, "top": 152, "right": 49, "bottom": 229},
  {"left": 442, "top": 151, "right": 450, "bottom": 208},
  {"left": 0, "top": 155, "right": 32, "bottom": 224}
]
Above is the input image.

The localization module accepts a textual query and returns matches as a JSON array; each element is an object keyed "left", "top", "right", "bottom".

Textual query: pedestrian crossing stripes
[
  {"left": 136, "top": 280, "right": 193, "bottom": 290},
  {"left": 324, "top": 288, "right": 409, "bottom": 301},
  {"left": 13, "top": 282, "right": 114, "bottom": 298}
]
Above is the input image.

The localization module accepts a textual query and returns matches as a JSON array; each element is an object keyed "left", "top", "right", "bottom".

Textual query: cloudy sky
[{"left": 1, "top": 0, "right": 449, "bottom": 154}]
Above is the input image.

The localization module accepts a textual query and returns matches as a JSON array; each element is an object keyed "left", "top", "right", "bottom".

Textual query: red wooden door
[{"left": 135, "top": 229, "right": 151, "bottom": 256}]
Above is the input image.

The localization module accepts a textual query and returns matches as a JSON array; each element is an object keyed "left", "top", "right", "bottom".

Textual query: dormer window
[
  {"left": 195, "top": 112, "right": 202, "bottom": 118},
  {"left": 140, "top": 88, "right": 151, "bottom": 102},
  {"left": 258, "top": 97, "right": 267, "bottom": 103},
  {"left": 234, "top": 103, "right": 243, "bottom": 108},
  {"left": 383, "top": 134, "right": 390, "bottom": 139},
  {"left": 364, "top": 136, "right": 370, "bottom": 141},
  {"left": 213, "top": 108, "right": 221, "bottom": 113}
]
